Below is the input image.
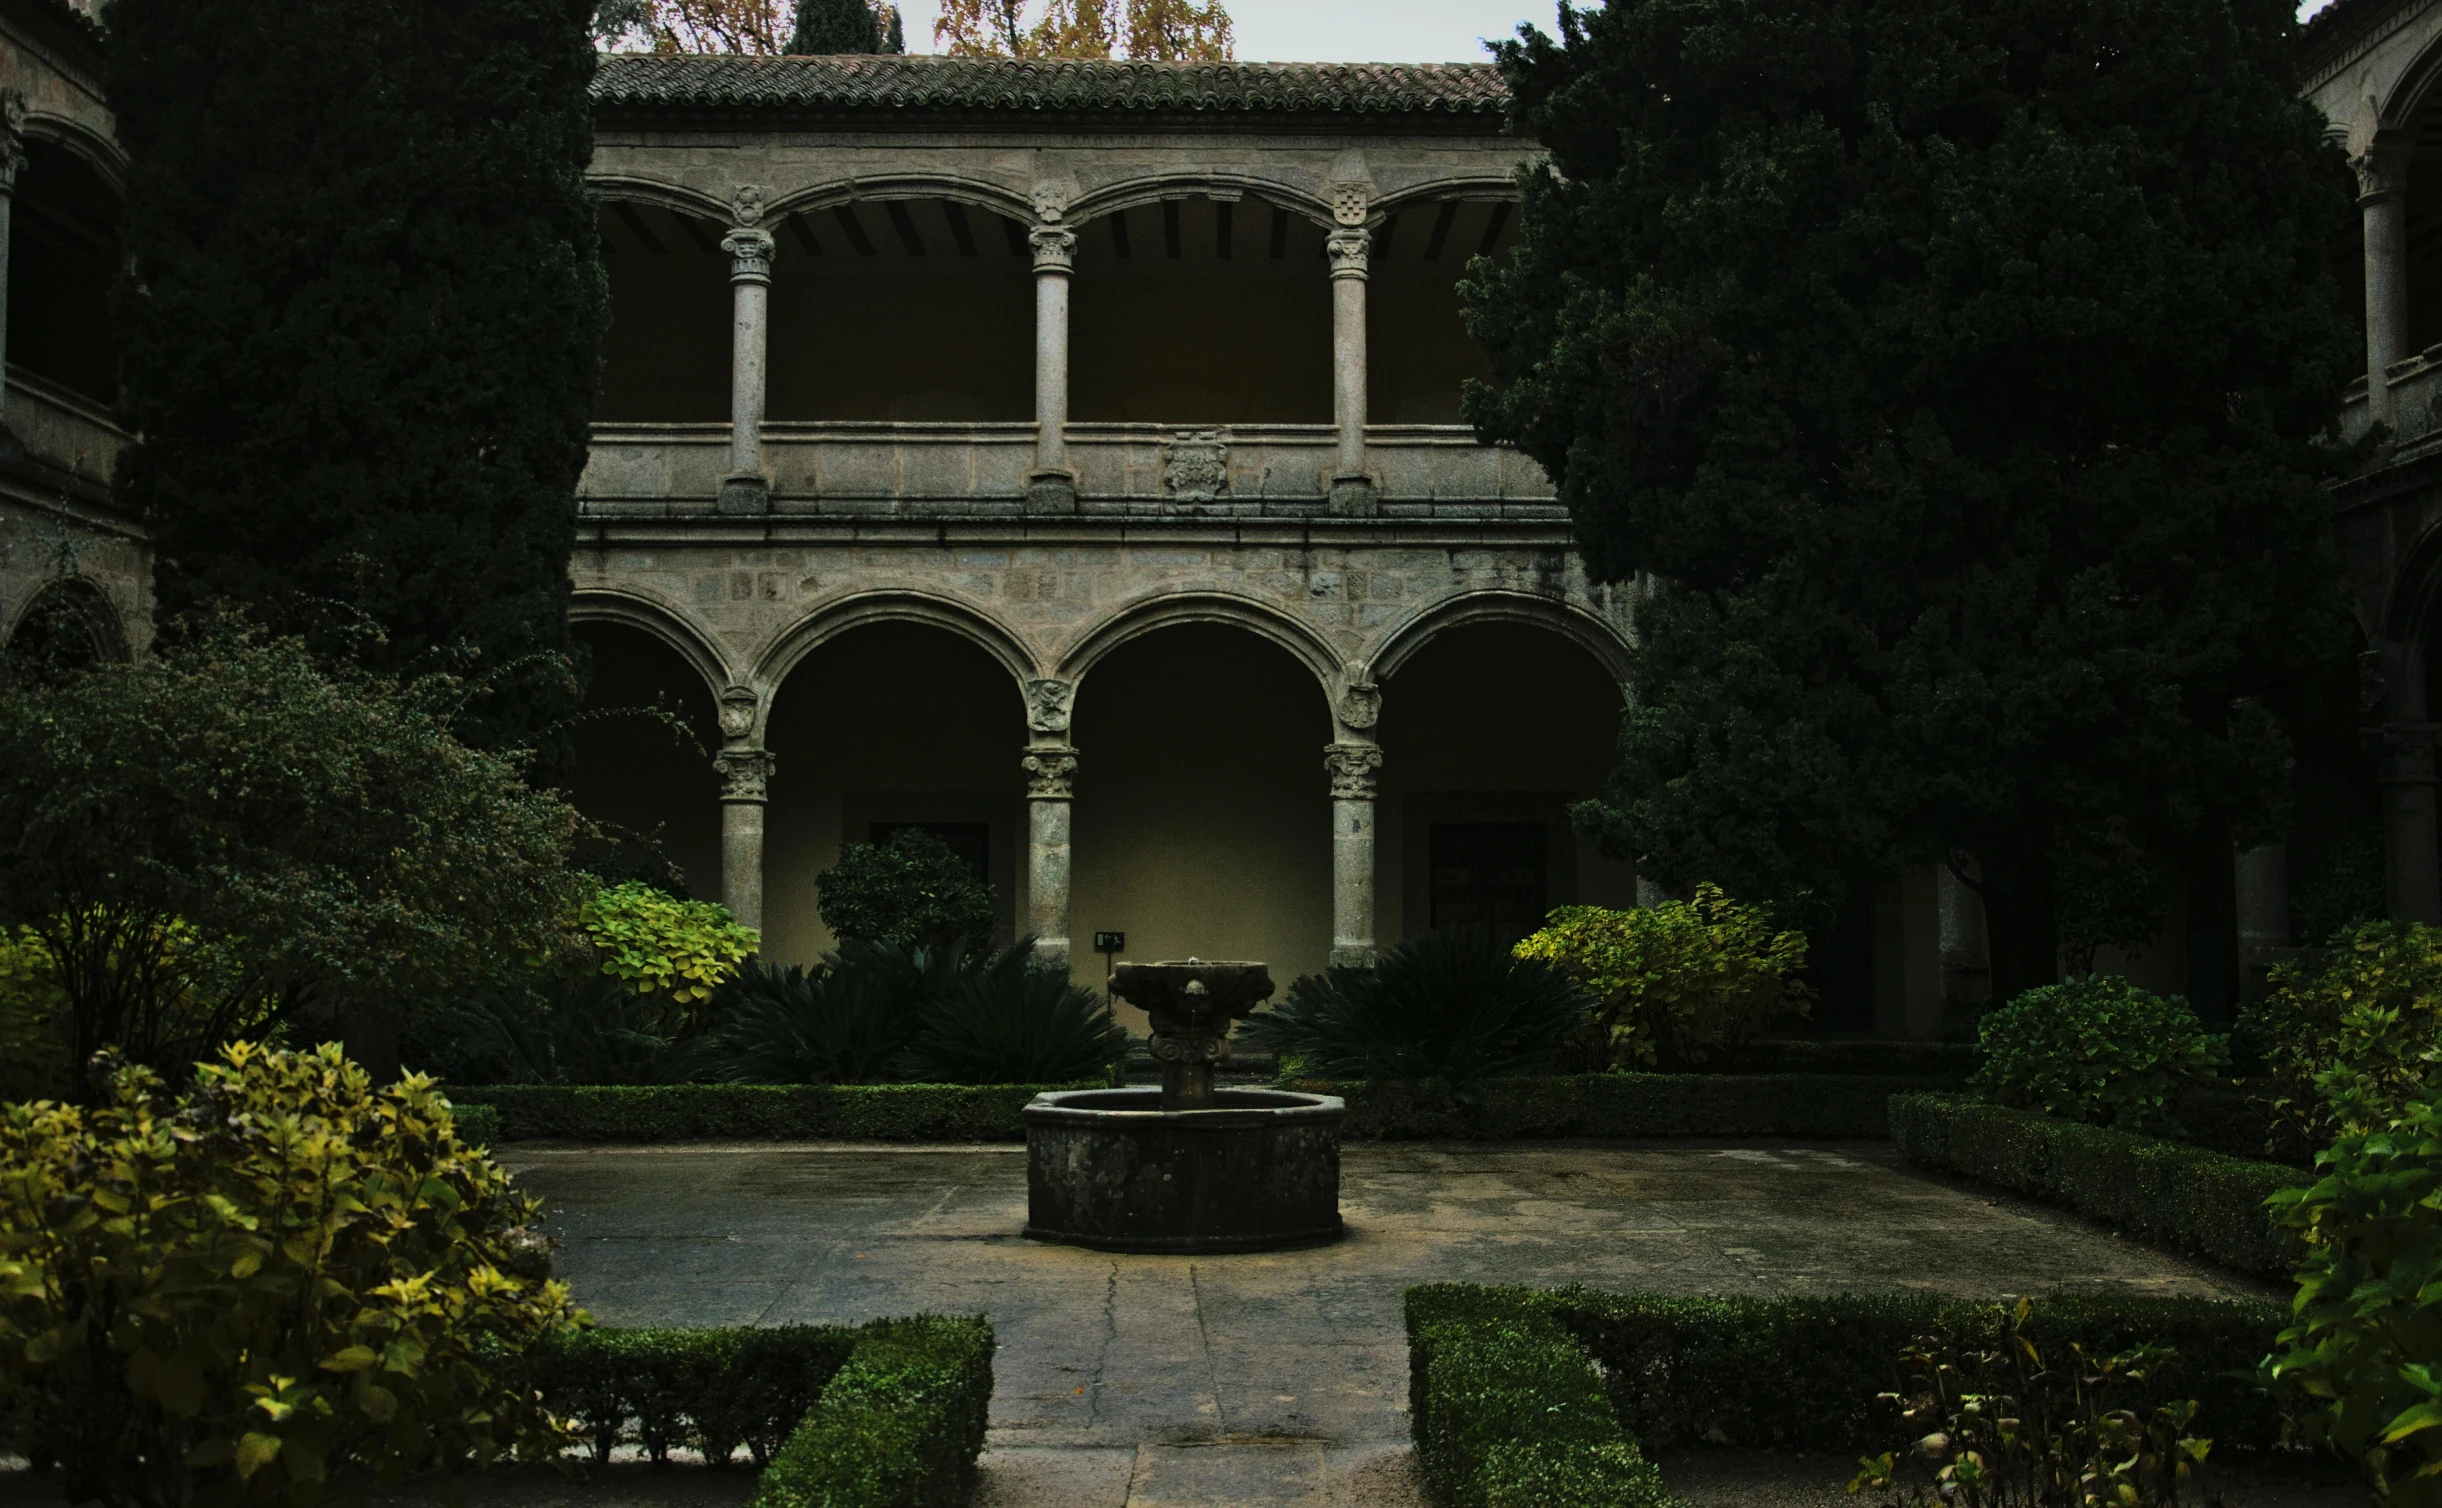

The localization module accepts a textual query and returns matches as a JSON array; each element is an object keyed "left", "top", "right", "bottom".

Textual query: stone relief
[
  {"left": 1334, "top": 681, "right": 1381, "bottom": 732},
  {"left": 1323, "top": 742, "right": 1383, "bottom": 800},
  {"left": 1024, "top": 678, "right": 1075, "bottom": 735},
  {"left": 1023, "top": 749, "right": 1079, "bottom": 799},
  {"left": 1328, "top": 179, "right": 1370, "bottom": 226},
  {"left": 0, "top": 91, "right": 25, "bottom": 187},
  {"left": 713, "top": 747, "right": 777, "bottom": 803},
  {"left": 718, "top": 684, "right": 760, "bottom": 739},
  {"left": 1161, "top": 430, "right": 1231, "bottom": 504},
  {"left": 731, "top": 183, "right": 766, "bottom": 226}
]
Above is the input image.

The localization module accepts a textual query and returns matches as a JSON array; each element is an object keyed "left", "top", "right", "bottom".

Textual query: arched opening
[
  {"left": 596, "top": 200, "right": 732, "bottom": 421},
  {"left": 1367, "top": 198, "right": 1519, "bottom": 424},
  {"left": 566, "top": 622, "right": 722, "bottom": 897},
  {"left": 2, "top": 577, "right": 124, "bottom": 682},
  {"left": 763, "top": 621, "right": 1028, "bottom": 963},
  {"left": 1069, "top": 194, "right": 1332, "bottom": 423},
  {"left": 1070, "top": 623, "right": 1333, "bottom": 1023},
  {"left": 1374, "top": 620, "right": 1634, "bottom": 949},
  {"left": 767, "top": 196, "right": 1033, "bottom": 421},
  {"left": 7, "top": 138, "right": 121, "bottom": 407}
]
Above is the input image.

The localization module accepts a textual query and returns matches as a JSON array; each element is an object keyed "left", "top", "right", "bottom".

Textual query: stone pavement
[{"left": 500, "top": 1139, "right": 2274, "bottom": 1507}]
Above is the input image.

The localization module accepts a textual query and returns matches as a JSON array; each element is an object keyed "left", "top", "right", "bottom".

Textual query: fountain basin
[{"left": 1022, "top": 1088, "right": 1346, "bottom": 1253}]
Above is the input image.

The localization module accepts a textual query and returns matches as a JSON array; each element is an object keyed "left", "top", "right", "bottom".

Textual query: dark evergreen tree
[
  {"left": 791, "top": 0, "right": 902, "bottom": 53},
  {"left": 107, "top": 0, "right": 608, "bottom": 745},
  {"left": 1464, "top": 0, "right": 2358, "bottom": 997}
]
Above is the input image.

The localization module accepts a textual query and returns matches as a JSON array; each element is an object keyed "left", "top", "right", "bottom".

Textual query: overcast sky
[{"left": 892, "top": 0, "right": 1564, "bottom": 63}]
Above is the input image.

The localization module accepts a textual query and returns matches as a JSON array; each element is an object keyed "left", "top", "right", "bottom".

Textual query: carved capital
[
  {"left": 714, "top": 747, "right": 777, "bottom": 803},
  {"left": 2381, "top": 723, "right": 2441, "bottom": 785},
  {"left": 1328, "top": 180, "right": 1371, "bottom": 227},
  {"left": 0, "top": 91, "right": 25, "bottom": 194},
  {"left": 717, "top": 684, "right": 761, "bottom": 740},
  {"left": 723, "top": 227, "right": 776, "bottom": 284},
  {"left": 1031, "top": 223, "right": 1078, "bottom": 274},
  {"left": 1024, "top": 748, "right": 1079, "bottom": 800},
  {"left": 1335, "top": 680, "right": 1381, "bottom": 731},
  {"left": 731, "top": 183, "right": 766, "bottom": 227},
  {"left": 2356, "top": 146, "right": 2409, "bottom": 203},
  {"left": 1326, "top": 226, "right": 1370, "bottom": 280},
  {"left": 1325, "top": 741, "right": 1384, "bottom": 800},
  {"left": 1024, "top": 678, "right": 1075, "bottom": 735}
]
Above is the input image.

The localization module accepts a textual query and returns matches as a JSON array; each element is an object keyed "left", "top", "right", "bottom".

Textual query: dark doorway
[
  {"left": 872, "top": 821, "right": 990, "bottom": 889},
  {"left": 1429, "top": 823, "right": 1548, "bottom": 945}
]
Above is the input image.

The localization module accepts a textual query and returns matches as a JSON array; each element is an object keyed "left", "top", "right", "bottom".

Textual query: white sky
[{"left": 891, "top": 0, "right": 1566, "bottom": 63}]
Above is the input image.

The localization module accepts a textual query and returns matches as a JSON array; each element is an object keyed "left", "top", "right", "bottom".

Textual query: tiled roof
[{"left": 590, "top": 54, "right": 1512, "bottom": 119}]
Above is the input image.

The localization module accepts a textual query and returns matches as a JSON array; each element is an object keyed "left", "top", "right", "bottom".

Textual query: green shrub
[
  {"left": 404, "top": 972, "right": 710, "bottom": 1087},
  {"left": 710, "top": 948, "right": 923, "bottom": 1086},
  {"left": 579, "top": 882, "right": 758, "bottom": 1005},
  {"left": 1406, "top": 1285, "right": 2291, "bottom": 1456},
  {"left": 2264, "top": 1083, "right": 2442, "bottom": 1505},
  {"left": 1243, "top": 928, "right": 1588, "bottom": 1088},
  {"left": 2246, "top": 921, "right": 2442, "bottom": 1148},
  {"left": 449, "top": 1101, "right": 503, "bottom": 1147},
  {"left": 896, "top": 944, "right": 1127, "bottom": 1085},
  {"left": 0, "top": 1042, "right": 580, "bottom": 1504},
  {"left": 1404, "top": 1292, "right": 1671, "bottom": 1508},
  {"left": 1971, "top": 975, "right": 2227, "bottom": 1137},
  {"left": 1888, "top": 1093, "right": 2302, "bottom": 1279},
  {"left": 815, "top": 831, "right": 994, "bottom": 953},
  {"left": 0, "top": 926, "right": 71, "bottom": 1102},
  {"left": 751, "top": 1314, "right": 994, "bottom": 1508},
  {"left": 1331, "top": 1071, "right": 1935, "bottom": 1139},
  {"left": 451, "top": 1082, "right": 1062, "bottom": 1142},
  {"left": 545, "top": 1325, "right": 857, "bottom": 1467},
  {"left": 1510, "top": 884, "right": 1811, "bottom": 1069}
]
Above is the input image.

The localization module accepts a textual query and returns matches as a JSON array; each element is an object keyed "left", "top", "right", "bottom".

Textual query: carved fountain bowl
[{"left": 1107, "top": 958, "right": 1273, "bottom": 1038}]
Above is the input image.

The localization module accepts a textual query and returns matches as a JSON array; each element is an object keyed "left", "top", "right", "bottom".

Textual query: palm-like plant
[{"left": 896, "top": 943, "right": 1127, "bottom": 1084}]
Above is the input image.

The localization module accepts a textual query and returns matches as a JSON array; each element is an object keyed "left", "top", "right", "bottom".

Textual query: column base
[
  {"left": 1327, "top": 472, "right": 1378, "bottom": 518},
  {"left": 1328, "top": 944, "right": 1378, "bottom": 970},
  {"left": 1025, "top": 468, "right": 1079, "bottom": 515},
  {"left": 716, "top": 472, "right": 771, "bottom": 516}
]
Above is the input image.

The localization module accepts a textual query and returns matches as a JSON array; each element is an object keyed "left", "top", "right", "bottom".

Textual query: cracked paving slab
[{"left": 492, "top": 1138, "right": 2273, "bottom": 1506}]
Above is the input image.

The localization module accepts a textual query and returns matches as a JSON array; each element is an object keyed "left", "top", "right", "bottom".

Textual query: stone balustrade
[{"left": 6, "top": 367, "right": 124, "bottom": 487}]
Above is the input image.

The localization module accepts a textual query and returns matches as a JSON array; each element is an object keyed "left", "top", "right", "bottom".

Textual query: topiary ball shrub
[
  {"left": 0, "top": 1042, "right": 582, "bottom": 1505},
  {"left": 1972, "top": 976, "right": 2226, "bottom": 1137},
  {"left": 815, "top": 829, "right": 994, "bottom": 954},
  {"left": 1243, "top": 927, "right": 1588, "bottom": 1089}
]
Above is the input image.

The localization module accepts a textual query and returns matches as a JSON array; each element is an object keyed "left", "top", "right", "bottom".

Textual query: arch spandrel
[
  {"left": 568, "top": 587, "right": 734, "bottom": 702},
  {"left": 1364, "top": 588, "right": 1634, "bottom": 689},
  {"left": 586, "top": 174, "right": 738, "bottom": 227}
]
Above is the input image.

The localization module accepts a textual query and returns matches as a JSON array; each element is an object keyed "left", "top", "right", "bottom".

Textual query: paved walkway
[{"left": 501, "top": 1139, "right": 2271, "bottom": 1507}]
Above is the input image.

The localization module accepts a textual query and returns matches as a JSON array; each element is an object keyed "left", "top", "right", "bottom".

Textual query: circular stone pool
[{"left": 1021, "top": 1087, "right": 1346, "bottom": 1254}]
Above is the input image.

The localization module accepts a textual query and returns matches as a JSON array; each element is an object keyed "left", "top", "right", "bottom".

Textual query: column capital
[
  {"left": 2380, "top": 722, "right": 2441, "bottom": 784},
  {"left": 1024, "top": 747, "right": 1079, "bottom": 799},
  {"left": 2356, "top": 144, "right": 2410, "bottom": 203},
  {"left": 1325, "top": 741, "right": 1383, "bottom": 800},
  {"left": 0, "top": 90, "right": 25, "bottom": 195},
  {"left": 723, "top": 226, "right": 776, "bottom": 284},
  {"left": 1024, "top": 677, "right": 1076, "bottom": 735},
  {"left": 1031, "top": 223, "right": 1078, "bottom": 274},
  {"left": 714, "top": 746, "right": 776, "bottom": 803},
  {"left": 1326, "top": 226, "right": 1370, "bottom": 281}
]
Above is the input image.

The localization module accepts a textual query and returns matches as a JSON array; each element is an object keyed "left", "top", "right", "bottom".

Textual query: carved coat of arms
[{"left": 1161, "top": 430, "right": 1231, "bottom": 505}]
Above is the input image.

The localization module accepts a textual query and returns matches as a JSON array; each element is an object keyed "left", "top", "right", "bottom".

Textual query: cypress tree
[
  {"left": 792, "top": 0, "right": 903, "bottom": 53},
  {"left": 107, "top": 0, "right": 609, "bottom": 745},
  {"left": 1464, "top": 0, "right": 2358, "bottom": 995}
]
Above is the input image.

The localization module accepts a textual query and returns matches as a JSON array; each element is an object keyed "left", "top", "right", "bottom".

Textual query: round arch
[
  {"left": 1058, "top": 590, "right": 1340, "bottom": 698},
  {"left": 4, "top": 576, "right": 127, "bottom": 661},
  {"left": 762, "top": 174, "right": 1036, "bottom": 228},
  {"left": 586, "top": 173, "right": 736, "bottom": 226},
  {"left": 1067, "top": 173, "right": 1339, "bottom": 231},
  {"left": 1372, "top": 178, "right": 1522, "bottom": 218},
  {"left": 755, "top": 589, "right": 1038, "bottom": 700},
  {"left": 20, "top": 113, "right": 126, "bottom": 191},
  {"left": 569, "top": 588, "right": 732, "bottom": 700},
  {"left": 1366, "top": 590, "right": 1633, "bottom": 689}
]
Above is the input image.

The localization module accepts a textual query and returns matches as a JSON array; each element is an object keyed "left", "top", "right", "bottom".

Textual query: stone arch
[
  {"left": 19, "top": 113, "right": 126, "bottom": 191},
  {"left": 1372, "top": 176, "right": 1522, "bottom": 217},
  {"left": 1365, "top": 589, "right": 1633, "bottom": 688},
  {"left": 568, "top": 588, "right": 732, "bottom": 700},
  {"left": 755, "top": 589, "right": 1038, "bottom": 704},
  {"left": 1068, "top": 173, "right": 1338, "bottom": 230},
  {"left": 762, "top": 173, "right": 1036, "bottom": 228},
  {"left": 1057, "top": 590, "right": 1341, "bottom": 699},
  {"left": 587, "top": 173, "right": 737, "bottom": 226},
  {"left": 3, "top": 575, "right": 128, "bottom": 667}
]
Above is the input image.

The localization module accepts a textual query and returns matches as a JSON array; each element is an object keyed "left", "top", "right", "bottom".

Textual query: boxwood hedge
[{"left": 449, "top": 1083, "right": 1058, "bottom": 1142}]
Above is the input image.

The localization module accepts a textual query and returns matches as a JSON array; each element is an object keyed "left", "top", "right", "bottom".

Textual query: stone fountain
[{"left": 1022, "top": 957, "right": 1345, "bottom": 1253}]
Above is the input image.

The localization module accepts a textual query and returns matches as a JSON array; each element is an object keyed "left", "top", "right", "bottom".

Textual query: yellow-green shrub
[
  {"left": 2245, "top": 920, "right": 2442, "bottom": 1148},
  {"left": 0, "top": 1042, "right": 582, "bottom": 1505},
  {"left": 1512, "top": 884, "right": 1812, "bottom": 1068},
  {"left": 578, "top": 882, "right": 758, "bottom": 1005},
  {"left": 0, "top": 927, "right": 71, "bottom": 1102}
]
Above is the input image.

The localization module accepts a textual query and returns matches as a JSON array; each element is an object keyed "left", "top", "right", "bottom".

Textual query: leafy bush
[
  {"left": 896, "top": 946, "right": 1127, "bottom": 1085},
  {"left": 1971, "top": 975, "right": 2227, "bottom": 1137},
  {"left": 1511, "top": 884, "right": 1811, "bottom": 1069},
  {"left": 579, "top": 881, "right": 757, "bottom": 1005},
  {"left": 1888, "top": 1093, "right": 2301, "bottom": 1279},
  {"left": 0, "top": 926, "right": 71, "bottom": 1102},
  {"left": 2245, "top": 920, "right": 2442, "bottom": 1148},
  {"left": 0, "top": 619, "right": 581, "bottom": 1090},
  {"left": 0, "top": 1042, "right": 580, "bottom": 1504},
  {"left": 1851, "top": 1299, "right": 2211, "bottom": 1506},
  {"left": 750, "top": 1315, "right": 995, "bottom": 1508},
  {"left": 2264, "top": 1082, "right": 2442, "bottom": 1506},
  {"left": 1241, "top": 928, "right": 1586, "bottom": 1088},
  {"left": 816, "top": 830, "right": 994, "bottom": 952},
  {"left": 402, "top": 972, "right": 710, "bottom": 1087}
]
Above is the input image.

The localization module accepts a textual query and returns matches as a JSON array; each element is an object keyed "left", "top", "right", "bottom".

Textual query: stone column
[
  {"left": 0, "top": 92, "right": 26, "bottom": 430},
  {"left": 1326, "top": 225, "right": 1375, "bottom": 516},
  {"left": 1027, "top": 224, "right": 1079, "bottom": 513},
  {"left": 713, "top": 747, "right": 775, "bottom": 932},
  {"left": 1024, "top": 747, "right": 1078, "bottom": 966},
  {"left": 1326, "top": 742, "right": 1384, "bottom": 968},
  {"left": 2381, "top": 723, "right": 2442, "bottom": 925},
  {"left": 718, "top": 226, "right": 775, "bottom": 516},
  {"left": 2234, "top": 843, "right": 2290, "bottom": 1003},
  {"left": 1936, "top": 859, "right": 1990, "bottom": 1020},
  {"left": 2360, "top": 146, "right": 2411, "bottom": 427}
]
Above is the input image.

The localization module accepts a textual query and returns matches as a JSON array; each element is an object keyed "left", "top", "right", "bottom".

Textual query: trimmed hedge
[
  {"left": 449, "top": 1101, "right": 502, "bottom": 1148},
  {"left": 1327, "top": 1073, "right": 1951, "bottom": 1140},
  {"left": 450, "top": 1083, "right": 1061, "bottom": 1142},
  {"left": 1888, "top": 1093, "right": 2305, "bottom": 1279},
  {"left": 1406, "top": 1285, "right": 2294, "bottom": 1475},
  {"left": 751, "top": 1315, "right": 996, "bottom": 1508},
  {"left": 1699, "top": 1038, "right": 1977, "bottom": 1079},
  {"left": 1405, "top": 1289, "right": 1673, "bottom": 1507},
  {"left": 545, "top": 1325, "right": 857, "bottom": 1466}
]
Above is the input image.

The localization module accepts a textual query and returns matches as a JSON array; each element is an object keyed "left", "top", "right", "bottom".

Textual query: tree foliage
[
  {"left": 108, "top": 0, "right": 608, "bottom": 746},
  {"left": 934, "top": 0, "right": 1231, "bottom": 60},
  {"left": 0, "top": 620, "right": 582, "bottom": 1090},
  {"left": 593, "top": 0, "right": 902, "bottom": 52},
  {"left": 1464, "top": 0, "right": 2358, "bottom": 997},
  {"left": 815, "top": 829, "right": 995, "bottom": 952},
  {"left": 792, "top": 0, "right": 903, "bottom": 52}
]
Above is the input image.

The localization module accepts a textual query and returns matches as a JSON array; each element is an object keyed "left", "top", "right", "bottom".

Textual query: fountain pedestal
[{"left": 1022, "top": 958, "right": 1345, "bottom": 1253}]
